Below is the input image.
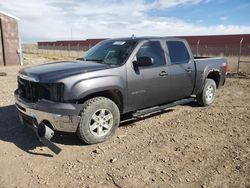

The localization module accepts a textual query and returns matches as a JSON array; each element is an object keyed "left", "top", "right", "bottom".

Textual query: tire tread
[{"left": 77, "top": 97, "right": 119, "bottom": 144}]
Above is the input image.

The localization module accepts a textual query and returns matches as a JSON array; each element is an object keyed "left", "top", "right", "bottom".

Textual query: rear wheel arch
[{"left": 206, "top": 70, "right": 220, "bottom": 88}]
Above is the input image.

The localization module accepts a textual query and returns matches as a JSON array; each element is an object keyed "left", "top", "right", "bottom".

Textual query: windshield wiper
[
  {"left": 85, "top": 58, "right": 103, "bottom": 62},
  {"left": 76, "top": 57, "right": 85, "bottom": 61},
  {"left": 85, "top": 58, "right": 106, "bottom": 64}
]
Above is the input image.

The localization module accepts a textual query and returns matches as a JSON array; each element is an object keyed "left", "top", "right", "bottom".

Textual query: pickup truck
[{"left": 15, "top": 37, "right": 228, "bottom": 149}]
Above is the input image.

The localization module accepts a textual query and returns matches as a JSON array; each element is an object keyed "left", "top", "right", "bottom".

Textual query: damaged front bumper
[
  {"left": 14, "top": 91, "right": 82, "bottom": 154},
  {"left": 15, "top": 91, "right": 81, "bottom": 133}
]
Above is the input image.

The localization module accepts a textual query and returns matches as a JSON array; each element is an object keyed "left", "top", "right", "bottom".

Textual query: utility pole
[
  {"left": 237, "top": 38, "right": 243, "bottom": 74},
  {"left": 196, "top": 40, "right": 200, "bottom": 56}
]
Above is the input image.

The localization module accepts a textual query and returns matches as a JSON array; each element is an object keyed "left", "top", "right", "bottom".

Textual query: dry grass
[
  {"left": 22, "top": 53, "right": 74, "bottom": 65},
  {"left": 23, "top": 49, "right": 83, "bottom": 59},
  {"left": 226, "top": 56, "right": 250, "bottom": 73}
]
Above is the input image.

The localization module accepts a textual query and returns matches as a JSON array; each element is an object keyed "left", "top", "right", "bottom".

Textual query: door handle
[
  {"left": 159, "top": 71, "right": 168, "bottom": 77},
  {"left": 185, "top": 67, "right": 193, "bottom": 73}
]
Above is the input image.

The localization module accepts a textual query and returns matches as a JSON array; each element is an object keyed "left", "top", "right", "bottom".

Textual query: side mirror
[{"left": 134, "top": 56, "right": 154, "bottom": 67}]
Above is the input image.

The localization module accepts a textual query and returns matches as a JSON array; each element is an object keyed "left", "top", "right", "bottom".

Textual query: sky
[{"left": 0, "top": 0, "right": 250, "bottom": 42}]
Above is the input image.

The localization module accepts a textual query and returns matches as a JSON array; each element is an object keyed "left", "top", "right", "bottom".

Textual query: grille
[{"left": 17, "top": 77, "right": 63, "bottom": 102}]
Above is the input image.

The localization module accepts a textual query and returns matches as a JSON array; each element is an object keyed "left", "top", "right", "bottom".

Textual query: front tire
[
  {"left": 77, "top": 97, "right": 120, "bottom": 144},
  {"left": 197, "top": 78, "right": 217, "bottom": 106}
]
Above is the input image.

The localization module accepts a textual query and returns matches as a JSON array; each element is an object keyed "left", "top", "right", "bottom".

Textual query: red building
[{"left": 180, "top": 34, "right": 250, "bottom": 56}]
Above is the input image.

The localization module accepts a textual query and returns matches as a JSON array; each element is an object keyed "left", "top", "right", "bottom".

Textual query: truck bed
[{"left": 193, "top": 56, "right": 227, "bottom": 94}]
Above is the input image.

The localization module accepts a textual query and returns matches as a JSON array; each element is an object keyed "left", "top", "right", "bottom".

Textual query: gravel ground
[{"left": 0, "top": 53, "right": 249, "bottom": 188}]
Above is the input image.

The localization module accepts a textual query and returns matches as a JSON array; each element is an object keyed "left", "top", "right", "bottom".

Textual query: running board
[{"left": 132, "top": 98, "right": 194, "bottom": 117}]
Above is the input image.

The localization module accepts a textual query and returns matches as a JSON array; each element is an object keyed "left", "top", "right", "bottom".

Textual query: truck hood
[{"left": 18, "top": 60, "right": 111, "bottom": 82}]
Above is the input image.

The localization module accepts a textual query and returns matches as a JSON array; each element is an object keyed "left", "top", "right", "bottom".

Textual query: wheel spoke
[
  {"left": 97, "top": 126, "right": 102, "bottom": 135},
  {"left": 90, "top": 122, "right": 98, "bottom": 131},
  {"left": 100, "top": 109, "right": 106, "bottom": 117},
  {"left": 92, "top": 114, "right": 99, "bottom": 122},
  {"left": 103, "top": 123, "right": 110, "bottom": 129},
  {"left": 104, "top": 113, "right": 113, "bottom": 121}
]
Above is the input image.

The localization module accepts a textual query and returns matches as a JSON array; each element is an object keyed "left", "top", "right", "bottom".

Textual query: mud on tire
[{"left": 77, "top": 97, "right": 120, "bottom": 144}]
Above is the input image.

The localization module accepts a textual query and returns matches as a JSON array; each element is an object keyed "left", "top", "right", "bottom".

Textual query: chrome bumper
[{"left": 15, "top": 99, "right": 81, "bottom": 133}]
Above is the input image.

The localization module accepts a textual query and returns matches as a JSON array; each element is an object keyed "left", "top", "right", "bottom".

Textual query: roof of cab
[{"left": 106, "top": 36, "right": 184, "bottom": 42}]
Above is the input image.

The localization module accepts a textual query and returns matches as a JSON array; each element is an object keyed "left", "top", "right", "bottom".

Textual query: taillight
[
  {"left": 225, "top": 63, "right": 228, "bottom": 77},
  {"left": 222, "top": 62, "right": 228, "bottom": 77}
]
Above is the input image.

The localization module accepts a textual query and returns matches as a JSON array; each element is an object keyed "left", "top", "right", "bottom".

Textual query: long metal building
[{"left": 38, "top": 34, "right": 250, "bottom": 56}]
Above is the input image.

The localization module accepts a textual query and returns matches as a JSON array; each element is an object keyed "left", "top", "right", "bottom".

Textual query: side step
[{"left": 132, "top": 98, "right": 194, "bottom": 117}]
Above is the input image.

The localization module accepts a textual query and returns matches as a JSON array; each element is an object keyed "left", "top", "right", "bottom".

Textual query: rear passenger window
[
  {"left": 137, "top": 41, "right": 165, "bottom": 66},
  {"left": 167, "top": 41, "right": 190, "bottom": 64}
]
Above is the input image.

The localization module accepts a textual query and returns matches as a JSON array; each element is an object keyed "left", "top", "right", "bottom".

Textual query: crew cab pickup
[{"left": 15, "top": 37, "right": 228, "bottom": 148}]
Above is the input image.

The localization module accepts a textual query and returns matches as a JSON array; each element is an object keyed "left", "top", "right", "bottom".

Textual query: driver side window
[{"left": 136, "top": 41, "right": 165, "bottom": 66}]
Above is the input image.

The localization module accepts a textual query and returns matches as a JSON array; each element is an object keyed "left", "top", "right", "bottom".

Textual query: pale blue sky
[
  {"left": 0, "top": 0, "right": 249, "bottom": 42},
  {"left": 147, "top": 0, "right": 250, "bottom": 25}
]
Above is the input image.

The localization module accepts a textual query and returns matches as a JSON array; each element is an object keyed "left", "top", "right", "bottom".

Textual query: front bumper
[{"left": 15, "top": 91, "right": 81, "bottom": 132}]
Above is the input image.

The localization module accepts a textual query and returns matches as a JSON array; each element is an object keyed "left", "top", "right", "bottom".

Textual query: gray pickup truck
[{"left": 15, "top": 37, "right": 228, "bottom": 151}]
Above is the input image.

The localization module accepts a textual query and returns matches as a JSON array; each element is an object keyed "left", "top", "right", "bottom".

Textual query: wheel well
[
  {"left": 77, "top": 90, "right": 123, "bottom": 112},
  {"left": 207, "top": 71, "right": 220, "bottom": 88}
]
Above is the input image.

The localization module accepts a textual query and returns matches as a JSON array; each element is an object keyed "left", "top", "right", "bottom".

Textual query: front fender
[{"left": 69, "top": 75, "right": 126, "bottom": 100}]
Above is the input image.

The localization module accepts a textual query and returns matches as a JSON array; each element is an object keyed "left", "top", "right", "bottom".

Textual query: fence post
[
  {"left": 68, "top": 44, "right": 70, "bottom": 57},
  {"left": 237, "top": 38, "right": 244, "bottom": 74},
  {"left": 196, "top": 40, "right": 200, "bottom": 56},
  {"left": 60, "top": 44, "right": 63, "bottom": 57},
  {"left": 53, "top": 43, "right": 55, "bottom": 56}
]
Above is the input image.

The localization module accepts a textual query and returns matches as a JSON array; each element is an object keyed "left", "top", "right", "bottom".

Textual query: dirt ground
[{"left": 0, "top": 53, "right": 249, "bottom": 188}]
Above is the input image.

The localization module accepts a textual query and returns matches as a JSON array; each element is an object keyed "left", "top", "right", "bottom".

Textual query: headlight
[{"left": 37, "top": 83, "right": 64, "bottom": 102}]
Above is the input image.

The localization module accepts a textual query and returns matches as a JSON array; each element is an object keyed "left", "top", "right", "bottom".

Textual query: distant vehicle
[{"left": 15, "top": 37, "right": 228, "bottom": 153}]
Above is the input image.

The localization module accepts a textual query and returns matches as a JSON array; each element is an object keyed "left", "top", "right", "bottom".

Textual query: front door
[{"left": 126, "top": 40, "right": 170, "bottom": 111}]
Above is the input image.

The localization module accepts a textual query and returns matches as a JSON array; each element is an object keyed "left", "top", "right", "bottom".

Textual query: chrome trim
[{"left": 15, "top": 99, "right": 80, "bottom": 133}]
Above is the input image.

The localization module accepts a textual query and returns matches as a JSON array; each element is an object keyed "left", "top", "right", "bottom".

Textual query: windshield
[{"left": 83, "top": 40, "right": 137, "bottom": 65}]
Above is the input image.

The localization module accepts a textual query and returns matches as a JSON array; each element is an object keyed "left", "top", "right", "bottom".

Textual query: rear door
[
  {"left": 165, "top": 40, "right": 195, "bottom": 101},
  {"left": 126, "top": 40, "right": 171, "bottom": 111}
]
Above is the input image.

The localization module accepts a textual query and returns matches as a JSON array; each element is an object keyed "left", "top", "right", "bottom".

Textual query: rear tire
[
  {"left": 77, "top": 97, "right": 120, "bottom": 144},
  {"left": 197, "top": 78, "right": 217, "bottom": 106}
]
